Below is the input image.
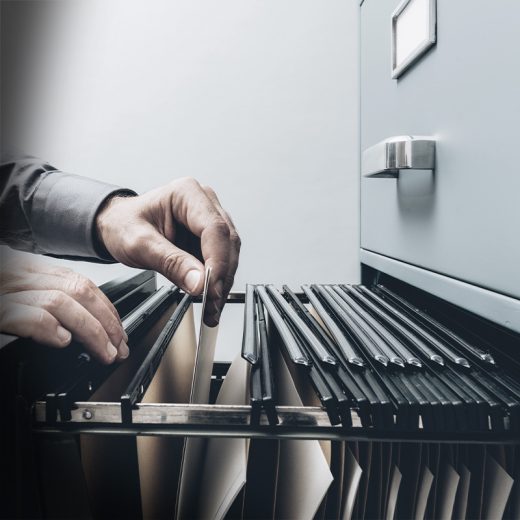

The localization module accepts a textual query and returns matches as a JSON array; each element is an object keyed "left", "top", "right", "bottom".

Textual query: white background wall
[{"left": 10, "top": 0, "right": 360, "bottom": 360}]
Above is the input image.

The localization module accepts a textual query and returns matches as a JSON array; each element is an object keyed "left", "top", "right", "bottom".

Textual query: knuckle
[
  {"left": 93, "top": 323, "right": 106, "bottom": 341},
  {"left": 105, "top": 316, "right": 122, "bottom": 339},
  {"left": 212, "top": 219, "right": 230, "bottom": 239},
  {"left": 73, "top": 312, "right": 88, "bottom": 333},
  {"left": 30, "top": 309, "right": 56, "bottom": 338},
  {"left": 45, "top": 290, "right": 66, "bottom": 311},
  {"left": 108, "top": 304, "right": 122, "bottom": 322},
  {"left": 230, "top": 231, "right": 242, "bottom": 250},
  {"left": 84, "top": 320, "right": 106, "bottom": 347},
  {"left": 175, "top": 176, "right": 199, "bottom": 191},
  {"left": 204, "top": 185, "right": 217, "bottom": 198},
  {"left": 161, "top": 251, "right": 183, "bottom": 276},
  {"left": 35, "top": 309, "right": 50, "bottom": 328},
  {"left": 71, "top": 276, "right": 92, "bottom": 300},
  {"left": 36, "top": 308, "right": 45, "bottom": 325}
]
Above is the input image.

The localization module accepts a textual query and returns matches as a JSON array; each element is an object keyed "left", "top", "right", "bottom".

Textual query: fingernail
[
  {"left": 123, "top": 330, "right": 129, "bottom": 343},
  {"left": 57, "top": 326, "right": 71, "bottom": 345},
  {"left": 106, "top": 341, "right": 118, "bottom": 362},
  {"left": 184, "top": 269, "right": 201, "bottom": 293},
  {"left": 117, "top": 339, "right": 130, "bottom": 360}
]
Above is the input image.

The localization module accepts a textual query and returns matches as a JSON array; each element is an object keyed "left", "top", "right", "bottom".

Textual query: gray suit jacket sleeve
[{"left": 0, "top": 154, "right": 136, "bottom": 261}]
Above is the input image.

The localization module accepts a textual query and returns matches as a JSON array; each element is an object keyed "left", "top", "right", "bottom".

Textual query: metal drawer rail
[{"left": 32, "top": 401, "right": 520, "bottom": 444}]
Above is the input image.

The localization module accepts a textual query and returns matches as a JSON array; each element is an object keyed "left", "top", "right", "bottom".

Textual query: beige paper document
[
  {"left": 481, "top": 454, "right": 514, "bottom": 520},
  {"left": 453, "top": 464, "right": 471, "bottom": 520},
  {"left": 341, "top": 447, "right": 363, "bottom": 520},
  {"left": 137, "top": 305, "right": 197, "bottom": 519},
  {"left": 197, "top": 355, "right": 250, "bottom": 520},
  {"left": 81, "top": 301, "right": 177, "bottom": 519},
  {"left": 176, "top": 268, "right": 220, "bottom": 519},
  {"left": 436, "top": 463, "right": 460, "bottom": 520},
  {"left": 279, "top": 338, "right": 332, "bottom": 520},
  {"left": 273, "top": 344, "right": 333, "bottom": 520},
  {"left": 414, "top": 466, "right": 434, "bottom": 520}
]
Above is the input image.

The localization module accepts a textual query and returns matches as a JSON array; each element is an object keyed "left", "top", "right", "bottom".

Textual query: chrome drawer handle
[{"left": 362, "top": 135, "right": 436, "bottom": 178}]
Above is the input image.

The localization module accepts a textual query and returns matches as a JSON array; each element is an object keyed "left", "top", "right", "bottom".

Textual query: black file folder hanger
[
  {"left": 242, "top": 285, "right": 279, "bottom": 425},
  {"left": 254, "top": 284, "right": 352, "bottom": 427},
  {"left": 120, "top": 292, "right": 193, "bottom": 423},
  {"left": 263, "top": 284, "right": 349, "bottom": 427},
  {"left": 44, "top": 285, "right": 180, "bottom": 424},
  {"left": 28, "top": 270, "right": 520, "bottom": 444}
]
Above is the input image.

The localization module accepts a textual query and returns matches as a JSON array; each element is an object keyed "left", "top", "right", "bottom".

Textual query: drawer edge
[{"left": 361, "top": 249, "right": 520, "bottom": 334}]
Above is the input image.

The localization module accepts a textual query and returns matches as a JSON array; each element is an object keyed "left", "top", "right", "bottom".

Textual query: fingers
[
  {"left": 1, "top": 268, "right": 127, "bottom": 349},
  {"left": 168, "top": 177, "right": 227, "bottom": 237},
  {"left": 52, "top": 269, "right": 126, "bottom": 337},
  {"left": 166, "top": 179, "right": 230, "bottom": 309},
  {"left": 129, "top": 225, "right": 206, "bottom": 295},
  {"left": 199, "top": 218, "right": 232, "bottom": 314},
  {"left": 168, "top": 178, "right": 240, "bottom": 325},
  {"left": 201, "top": 186, "right": 241, "bottom": 325},
  {"left": 94, "top": 177, "right": 241, "bottom": 327},
  {"left": 131, "top": 179, "right": 235, "bottom": 316},
  {"left": 32, "top": 265, "right": 123, "bottom": 327},
  {"left": 0, "top": 299, "right": 72, "bottom": 348},
  {"left": 4, "top": 290, "right": 127, "bottom": 364}
]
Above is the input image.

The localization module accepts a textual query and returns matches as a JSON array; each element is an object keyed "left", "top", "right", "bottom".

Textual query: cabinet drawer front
[{"left": 360, "top": 0, "right": 520, "bottom": 298}]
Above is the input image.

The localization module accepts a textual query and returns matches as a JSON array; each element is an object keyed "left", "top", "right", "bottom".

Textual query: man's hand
[
  {"left": 0, "top": 256, "right": 128, "bottom": 364},
  {"left": 96, "top": 178, "right": 241, "bottom": 326}
]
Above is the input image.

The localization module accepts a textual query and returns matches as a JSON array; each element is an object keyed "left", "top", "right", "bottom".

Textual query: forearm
[{"left": 0, "top": 153, "right": 136, "bottom": 261}]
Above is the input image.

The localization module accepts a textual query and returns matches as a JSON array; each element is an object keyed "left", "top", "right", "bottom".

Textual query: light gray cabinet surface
[{"left": 361, "top": 0, "right": 520, "bottom": 299}]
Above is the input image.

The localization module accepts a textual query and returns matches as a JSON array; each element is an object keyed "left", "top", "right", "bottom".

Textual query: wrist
[{"left": 94, "top": 191, "right": 136, "bottom": 260}]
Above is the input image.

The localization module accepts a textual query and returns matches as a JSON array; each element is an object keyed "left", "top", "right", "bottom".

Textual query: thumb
[{"left": 145, "top": 232, "right": 205, "bottom": 294}]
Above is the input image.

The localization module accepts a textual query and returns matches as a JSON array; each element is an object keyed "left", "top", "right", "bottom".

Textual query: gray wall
[{"left": 9, "top": 0, "right": 360, "bottom": 359}]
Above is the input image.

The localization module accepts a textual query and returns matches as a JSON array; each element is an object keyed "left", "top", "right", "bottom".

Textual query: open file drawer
[
  {"left": 2, "top": 270, "right": 520, "bottom": 518},
  {"left": 360, "top": 0, "right": 520, "bottom": 305}
]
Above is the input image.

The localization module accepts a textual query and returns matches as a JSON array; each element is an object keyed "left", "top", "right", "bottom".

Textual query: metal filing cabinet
[{"left": 360, "top": 0, "right": 520, "bottom": 331}]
